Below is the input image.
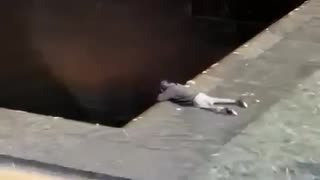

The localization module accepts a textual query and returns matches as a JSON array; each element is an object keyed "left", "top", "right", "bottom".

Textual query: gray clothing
[
  {"left": 157, "top": 83, "right": 197, "bottom": 106},
  {"left": 157, "top": 81, "right": 247, "bottom": 116}
]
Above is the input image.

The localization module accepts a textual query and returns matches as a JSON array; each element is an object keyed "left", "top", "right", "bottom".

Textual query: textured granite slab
[{"left": 0, "top": 0, "right": 318, "bottom": 179}]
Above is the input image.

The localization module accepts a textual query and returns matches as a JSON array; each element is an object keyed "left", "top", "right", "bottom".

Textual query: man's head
[{"left": 160, "top": 80, "right": 175, "bottom": 91}]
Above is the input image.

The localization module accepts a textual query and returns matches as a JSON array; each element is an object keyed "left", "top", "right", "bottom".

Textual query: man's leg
[
  {"left": 209, "top": 96, "right": 248, "bottom": 108},
  {"left": 194, "top": 93, "right": 239, "bottom": 115},
  {"left": 201, "top": 105, "right": 238, "bottom": 116}
]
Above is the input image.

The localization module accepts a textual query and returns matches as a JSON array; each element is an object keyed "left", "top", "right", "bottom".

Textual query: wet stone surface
[
  {"left": 191, "top": 71, "right": 320, "bottom": 180},
  {"left": 0, "top": 0, "right": 319, "bottom": 179}
]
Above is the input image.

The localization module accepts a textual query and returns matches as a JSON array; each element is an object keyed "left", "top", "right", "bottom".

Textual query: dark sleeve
[{"left": 157, "top": 89, "right": 173, "bottom": 102}]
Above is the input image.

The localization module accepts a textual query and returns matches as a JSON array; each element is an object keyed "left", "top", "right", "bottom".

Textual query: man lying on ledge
[{"left": 157, "top": 80, "right": 248, "bottom": 116}]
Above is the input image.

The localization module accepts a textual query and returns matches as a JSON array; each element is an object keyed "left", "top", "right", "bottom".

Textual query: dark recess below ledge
[{"left": 0, "top": 0, "right": 306, "bottom": 127}]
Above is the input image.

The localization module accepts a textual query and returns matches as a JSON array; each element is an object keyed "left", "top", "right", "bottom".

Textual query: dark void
[{"left": 0, "top": 0, "right": 305, "bottom": 127}]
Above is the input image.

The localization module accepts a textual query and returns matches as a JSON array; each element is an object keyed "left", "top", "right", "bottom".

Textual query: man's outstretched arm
[{"left": 157, "top": 89, "right": 173, "bottom": 102}]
